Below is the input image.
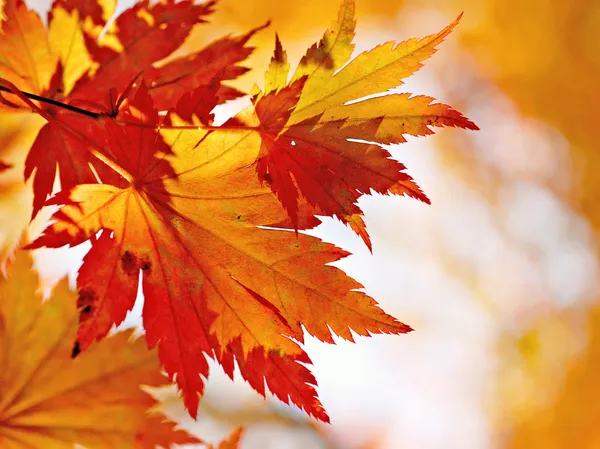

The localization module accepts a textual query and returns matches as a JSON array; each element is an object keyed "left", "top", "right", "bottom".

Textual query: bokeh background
[{"left": 3, "top": 0, "right": 599, "bottom": 448}]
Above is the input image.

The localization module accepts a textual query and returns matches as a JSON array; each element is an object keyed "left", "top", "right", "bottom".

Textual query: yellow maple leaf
[
  {"left": 47, "top": 6, "right": 94, "bottom": 95},
  {"left": 0, "top": 0, "right": 57, "bottom": 95},
  {"left": 0, "top": 251, "right": 201, "bottom": 449}
]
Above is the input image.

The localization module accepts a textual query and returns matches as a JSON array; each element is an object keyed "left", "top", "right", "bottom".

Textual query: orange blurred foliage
[{"left": 408, "top": 0, "right": 600, "bottom": 445}]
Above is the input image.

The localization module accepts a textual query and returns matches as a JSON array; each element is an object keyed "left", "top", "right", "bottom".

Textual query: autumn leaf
[
  {"left": 0, "top": 0, "right": 57, "bottom": 98},
  {"left": 47, "top": 3, "right": 103, "bottom": 96},
  {"left": 67, "top": 0, "right": 216, "bottom": 108},
  {"left": 250, "top": 1, "right": 478, "bottom": 239},
  {"left": 0, "top": 251, "right": 200, "bottom": 448},
  {"left": 144, "top": 23, "right": 268, "bottom": 113},
  {"left": 28, "top": 82, "right": 411, "bottom": 422}
]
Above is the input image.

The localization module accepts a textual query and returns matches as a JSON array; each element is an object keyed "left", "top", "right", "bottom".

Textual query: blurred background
[{"left": 3, "top": 0, "right": 600, "bottom": 448}]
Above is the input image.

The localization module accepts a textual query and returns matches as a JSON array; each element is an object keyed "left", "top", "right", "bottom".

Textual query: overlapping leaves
[
  {"left": 0, "top": 252, "right": 200, "bottom": 448},
  {"left": 1, "top": 0, "right": 477, "bottom": 423},
  {"left": 1, "top": 0, "right": 257, "bottom": 218},
  {"left": 251, "top": 4, "right": 477, "bottom": 242}
]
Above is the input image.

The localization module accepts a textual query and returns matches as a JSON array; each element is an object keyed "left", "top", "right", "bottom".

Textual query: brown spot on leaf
[
  {"left": 77, "top": 289, "right": 97, "bottom": 322},
  {"left": 72, "top": 341, "right": 81, "bottom": 358},
  {"left": 140, "top": 259, "right": 152, "bottom": 273},
  {"left": 262, "top": 172, "right": 273, "bottom": 184},
  {"left": 121, "top": 251, "right": 139, "bottom": 275}
]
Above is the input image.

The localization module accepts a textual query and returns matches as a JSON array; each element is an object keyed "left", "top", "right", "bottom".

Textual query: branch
[
  {"left": 0, "top": 84, "right": 132, "bottom": 183},
  {"left": 0, "top": 86, "right": 101, "bottom": 118},
  {"left": 0, "top": 85, "right": 257, "bottom": 133}
]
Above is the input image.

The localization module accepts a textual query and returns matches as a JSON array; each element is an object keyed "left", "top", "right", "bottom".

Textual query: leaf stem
[{"left": 0, "top": 86, "right": 101, "bottom": 118}]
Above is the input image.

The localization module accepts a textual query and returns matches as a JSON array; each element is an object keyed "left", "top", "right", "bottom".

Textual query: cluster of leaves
[
  {"left": 0, "top": 0, "right": 476, "bottom": 433},
  {"left": 0, "top": 253, "right": 201, "bottom": 448}
]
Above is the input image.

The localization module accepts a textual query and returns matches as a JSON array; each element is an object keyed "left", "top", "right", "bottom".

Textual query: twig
[{"left": 0, "top": 86, "right": 100, "bottom": 118}]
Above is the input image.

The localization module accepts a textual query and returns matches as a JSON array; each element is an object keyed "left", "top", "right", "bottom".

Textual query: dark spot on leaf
[
  {"left": 121, "top": 250, "right": 139, "bottom": 275},
  {"left": 237, "top": 215, "right": 242, "bottom": 220},
  {"left": 140, "top": 259, "right": 152, "bottom": 273},
  {"left": 77, "top": 289, "right": 97, "bottom": 322},
  {"left": 72, "top": 341, "right": 81, "bottom": 358}
]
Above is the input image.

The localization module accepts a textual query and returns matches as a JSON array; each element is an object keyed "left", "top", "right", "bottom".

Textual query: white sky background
[{"left": 26, "top": 1, "right": 600, "bottom": 448}]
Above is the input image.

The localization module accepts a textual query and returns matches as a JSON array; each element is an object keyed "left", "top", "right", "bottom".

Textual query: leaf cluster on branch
[{"left": 0, "top": 0, "right": 477, "bottom": 440}]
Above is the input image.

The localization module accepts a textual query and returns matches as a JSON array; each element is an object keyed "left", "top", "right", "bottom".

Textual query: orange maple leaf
[
  {"left": 250, "top": 1, "right": 478, "bottom": 244},
  {"left": 28, "top": 82, "right": 412, "bottom": 422},
  {"left": 0, "top": 251, "right": 200, "bottom": 448}
]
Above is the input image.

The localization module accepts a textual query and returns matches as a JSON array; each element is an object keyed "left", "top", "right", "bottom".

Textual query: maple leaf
[
  {"left": 0, "top": 251, "right": 201, "bottom": 448},
  {"left": 28, "top": 83, "right": 410, "bottom": 422},
  {"left": 144, "top": 23, "right": 268, "bottom": 113},
  {"left": 0, "top": 0, "right": 57, "bottom": 98},
  {"left": 46, "top": 2, "right": 106, "bottom": 96},
  {"left": 67, "top": 0, "right": 216, "bottom": 108},
  {"left": 249, "top": 0, "right": 478, "bottom": 243}
]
